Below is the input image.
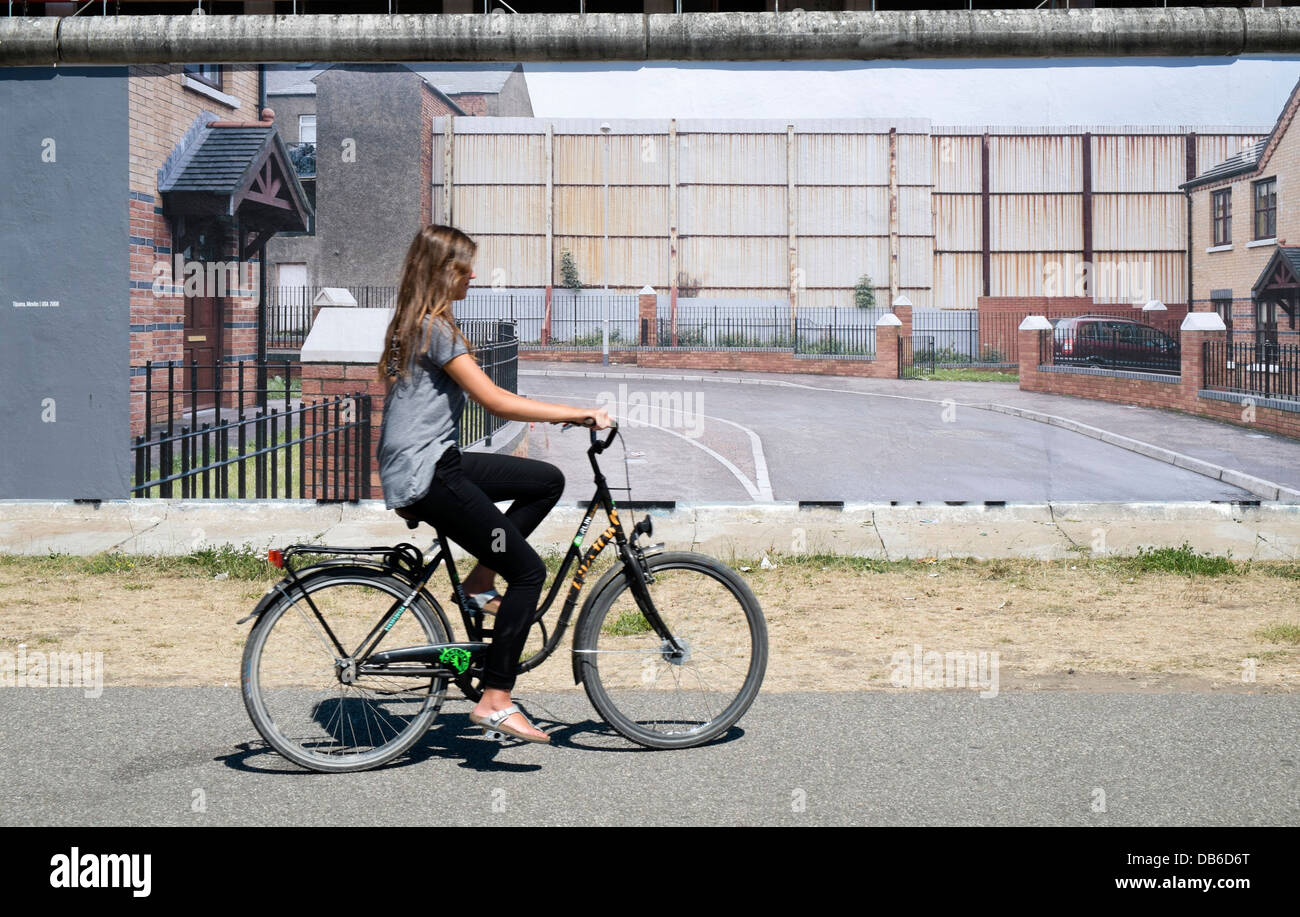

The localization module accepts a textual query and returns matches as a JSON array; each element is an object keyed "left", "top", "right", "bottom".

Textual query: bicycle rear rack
[{"left": 278, "top": 542, "right": 426, "bottom": 582}]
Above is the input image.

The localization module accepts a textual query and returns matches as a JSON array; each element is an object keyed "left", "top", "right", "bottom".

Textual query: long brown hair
[{"left": 378, "top": 224, "right": 478, "bottom": 391}]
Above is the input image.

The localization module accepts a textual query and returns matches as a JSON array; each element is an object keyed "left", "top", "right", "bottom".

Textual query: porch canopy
[
  {"left": 158, "top": 110, "right": 313, "bottom": 258},
  {"left": 1252, "top": 245, "right": 1300, "bottom": 333}
]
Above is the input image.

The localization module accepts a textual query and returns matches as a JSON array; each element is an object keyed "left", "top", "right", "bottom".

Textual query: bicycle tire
[
  {"left": 241, "top": 567, "right": 449, "bottom": 773},
  {"left": 573, "top": 551, "right": 767, "bottom": 749}
]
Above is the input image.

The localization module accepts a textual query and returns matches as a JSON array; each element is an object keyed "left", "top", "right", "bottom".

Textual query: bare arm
[{"left": 442, "top": 352, "right": 612, "bottom": 428}]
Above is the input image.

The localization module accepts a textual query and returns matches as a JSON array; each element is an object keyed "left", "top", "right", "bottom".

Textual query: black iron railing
[
  {"left": 267, "top": 285, "right": 399, "bottom": 351},
  {"left": 914, "top": 310, "right": 1018, "bottom": 367},
  {"left": 1203, "top": 339, "right": 1300, "bottom": 402},
  {"left": 130, "top": 359, "right": 369, "bottom": 500},
  {"left": 1042, "top": 322, "right": 1181, "bottom": 374},
  {"left": 900, "top": 334, "right": 937, "bottom": 379},
  {"left": 459, "top": 320, "right": 519, "bottom": 448}
]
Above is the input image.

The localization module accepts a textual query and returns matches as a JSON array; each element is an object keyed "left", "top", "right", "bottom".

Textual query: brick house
[
  {"left": 129, "top": 64, "right": 312, "bottom": 438},
  {"left": 1182, "top": 75, "right": 1297, "bottom": 349}
]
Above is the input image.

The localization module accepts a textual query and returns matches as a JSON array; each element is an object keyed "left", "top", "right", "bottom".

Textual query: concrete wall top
[
  {"left": 7, "top": 10, "right": 1298, "bottom": 66},
  {"left": 301, "top": 307, "right": 393, "bottom": 363}
]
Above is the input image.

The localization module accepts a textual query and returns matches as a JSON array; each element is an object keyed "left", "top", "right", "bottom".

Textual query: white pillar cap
[
  {"left": 1181, "top": 312, "right": 1226, "bottom": 332},
  {"left": 301, "top": 307, "right": 394, "bottom": 363}
]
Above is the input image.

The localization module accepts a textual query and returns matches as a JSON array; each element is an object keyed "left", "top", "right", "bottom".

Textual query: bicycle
[{"left": 239, "top": 419, "right": 768, "bottom": 773}]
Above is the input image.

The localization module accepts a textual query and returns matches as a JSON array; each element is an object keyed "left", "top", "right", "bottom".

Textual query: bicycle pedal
[{"left": 481, "top": 728, "right": 508, "bottom": 742}]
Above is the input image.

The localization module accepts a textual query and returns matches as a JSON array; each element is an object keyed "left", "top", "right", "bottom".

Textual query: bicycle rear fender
[{"left": 235, "top": 561, "right": 453, "bottom": 638}]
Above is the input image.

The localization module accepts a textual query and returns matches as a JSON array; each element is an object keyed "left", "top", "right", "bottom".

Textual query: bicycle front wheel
[
  {"left": 574, "top": 551, "right": 767, "bottom": 749},
  {"left": 241, "top": 568, "right": 449, "bottom": 773}
]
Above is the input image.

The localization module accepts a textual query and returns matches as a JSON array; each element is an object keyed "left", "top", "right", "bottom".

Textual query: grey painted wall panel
[
  {"left": 314, "top": 65, "right": 424, "bottom": 288},
  {"left": 0, "top": 67, "right": 130, "bottom": 499}
]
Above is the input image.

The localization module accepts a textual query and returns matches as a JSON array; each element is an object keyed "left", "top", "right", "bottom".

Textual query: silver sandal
[{"left": 468, "top": 705, "right": 551, "bottom": 744}]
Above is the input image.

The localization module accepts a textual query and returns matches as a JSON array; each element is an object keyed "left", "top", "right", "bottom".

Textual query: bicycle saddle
[{"left": 394, "top": 507, "right": 420, "bottom": 530}]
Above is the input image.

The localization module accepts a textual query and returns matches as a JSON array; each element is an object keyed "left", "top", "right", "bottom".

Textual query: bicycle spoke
[
  {"left": 578, "top": 556, "right": 766, "bottom": 748},
  {"left": 243, "top": 572, "right": 448, "bottom": 772}
]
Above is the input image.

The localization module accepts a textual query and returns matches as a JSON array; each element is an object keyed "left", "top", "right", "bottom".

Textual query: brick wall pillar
[
  {"left": 1016, "top": 316, "right": 1053, "bottom": 392},
  {"left": 1178, "top": 312, "right": 1227, "bottom": 411},
  {"left": 875, "top": 311, "right": 901, "bottom": 378},
  {"left": 299, "top": 361, "right": 386, "bottom": 500},
  {"left": 893, "top": 301, "right": 912, "bottom": 346},
  {"left": 299, "top": 308, "right": 397, "bottom": 500},
  {"left": 638, "top": 287, "right": 658, "bottom": 346}
]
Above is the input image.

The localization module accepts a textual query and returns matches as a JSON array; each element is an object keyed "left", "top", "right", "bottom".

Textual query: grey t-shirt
[{"left": 377, "top": 314, "right": 471, "bottom": 510}]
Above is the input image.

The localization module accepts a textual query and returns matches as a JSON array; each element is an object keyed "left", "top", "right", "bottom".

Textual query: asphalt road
[
  {"left": 3, "top": 689, "right": 1295, "bottom": 826},
  {"left": 517, "top": 372, "right": 1264, "bottom": 504}
]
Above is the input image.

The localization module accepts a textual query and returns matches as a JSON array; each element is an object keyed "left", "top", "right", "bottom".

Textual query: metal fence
[
  {"left": 459, "top": 320, "right": 519, "bottom": 447},
  {"left": 900, "top": 334, "right": 937, "bottom": 379},
  {"left": 1039, "top": 320, "right": 1182, "bottom": 374},
  {"left": 130, "top": 359, "right": 369, "bottom": 500},
  {"left": 260, "top": 286, "right": 1214, "bottom": 375},
  {"left": 267, "top": 285, "right": 399, "bottom": 351},
  {"left": 912, "top": 308, "right": 1018, "bottom": 367},
  {"left": 1203, "top": 338, "right": 1300, "bottom": 403}
]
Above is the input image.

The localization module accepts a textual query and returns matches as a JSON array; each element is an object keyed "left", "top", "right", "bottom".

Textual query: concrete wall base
[{"left": 1, "top": 500, "right": 1296, "bottom": 562}]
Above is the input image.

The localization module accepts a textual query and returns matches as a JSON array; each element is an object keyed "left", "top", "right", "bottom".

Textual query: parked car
[{"left": 1049, "top": 315, "right": 1180, "bottom": 372}]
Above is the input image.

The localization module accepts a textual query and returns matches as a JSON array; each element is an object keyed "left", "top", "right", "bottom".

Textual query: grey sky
[{"left": 522, "top": 56, "right": 1300, "bottom": 129}]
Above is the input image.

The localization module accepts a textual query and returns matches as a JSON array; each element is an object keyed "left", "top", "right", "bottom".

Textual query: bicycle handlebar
[{"left": 558, "top": 415, "right": 619, "bottom": 452}]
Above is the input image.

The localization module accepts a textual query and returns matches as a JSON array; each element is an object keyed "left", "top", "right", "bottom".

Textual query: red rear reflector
[{"left": 268, "top": 549, "right": 284, "bottom": 568}]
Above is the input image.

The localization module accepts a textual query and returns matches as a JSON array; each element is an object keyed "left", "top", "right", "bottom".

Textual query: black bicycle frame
[{"left": 257, "top": 423, "right": 680, "bottom": 686}]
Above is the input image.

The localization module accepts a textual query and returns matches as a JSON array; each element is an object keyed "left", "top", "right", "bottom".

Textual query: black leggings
[{"left": 401, "top": 445, "right": 565, "bottom": 692}]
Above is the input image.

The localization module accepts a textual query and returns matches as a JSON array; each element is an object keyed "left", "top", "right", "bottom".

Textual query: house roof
[
  {"left": 157, "top": 112, "right": 313, "bottom": 232},
  {"left": 1252, "top": 245, "right": 1300, "bottom": 297},
  {"left": 1180, "top": 139, "right": 1268, "bottom": 191},
  {"left": 160, "top": 123, "right": 276, "bottom": 194},
  {"left": 265, "top": 64, "right": 329, "bottom": 96},
  {"left": 403, "top": 63, "right": 521, "bottom": 95},
  {"left": 264, "top": 62, "right": 520, "bottom": 98},
  {"left": 1181, "top": 73, "right": 1300, "bottom": 191}
]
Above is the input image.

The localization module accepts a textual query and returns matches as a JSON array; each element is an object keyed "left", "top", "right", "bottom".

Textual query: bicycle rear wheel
[
  {"left": 574, "top": 551, "right": 767, "bottom": 749},
  {"left": 241, "top": 568, "right": 449, "bottom": 773}
]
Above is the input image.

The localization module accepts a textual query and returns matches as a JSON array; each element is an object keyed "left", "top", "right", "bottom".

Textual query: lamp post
[{"left": 600, "top": 122, "right": 611, "bottom": 365}]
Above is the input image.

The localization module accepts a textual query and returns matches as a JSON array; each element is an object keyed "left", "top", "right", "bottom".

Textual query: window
[
  {"left": 183, "top": 64, "right": 223, "bottom": 91},
  {"left": 1211, "top": 189, "right": 1231, "bottom": 246},
  {"left": 298, "top": 115, "right": 317, "bottom": 145},
  {"left": 1254, "top": 177, "right": 1277, "bottom": 241},
  {"left": 1212, "top": 298, "right": 1233, "bottom": 328}
]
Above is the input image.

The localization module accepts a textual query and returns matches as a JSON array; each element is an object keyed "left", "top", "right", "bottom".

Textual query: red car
[{"left": 1050, "top": 315, "right": 1180, "bottom": 372}]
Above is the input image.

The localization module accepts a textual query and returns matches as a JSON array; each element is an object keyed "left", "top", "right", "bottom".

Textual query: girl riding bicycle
[{"left": 376, "top": 224, "right": 613, "bottom": 744}]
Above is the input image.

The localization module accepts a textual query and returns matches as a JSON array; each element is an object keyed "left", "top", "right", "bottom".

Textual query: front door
[
  {"left": 1255, "top": 298, "right": 1279, "bottom": 358},
  {"left": 184, "top": 292, "right": 222, "bottom": 411},
  {"left": 181, "top": 225, "right": 225, "bottom": 412}
]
